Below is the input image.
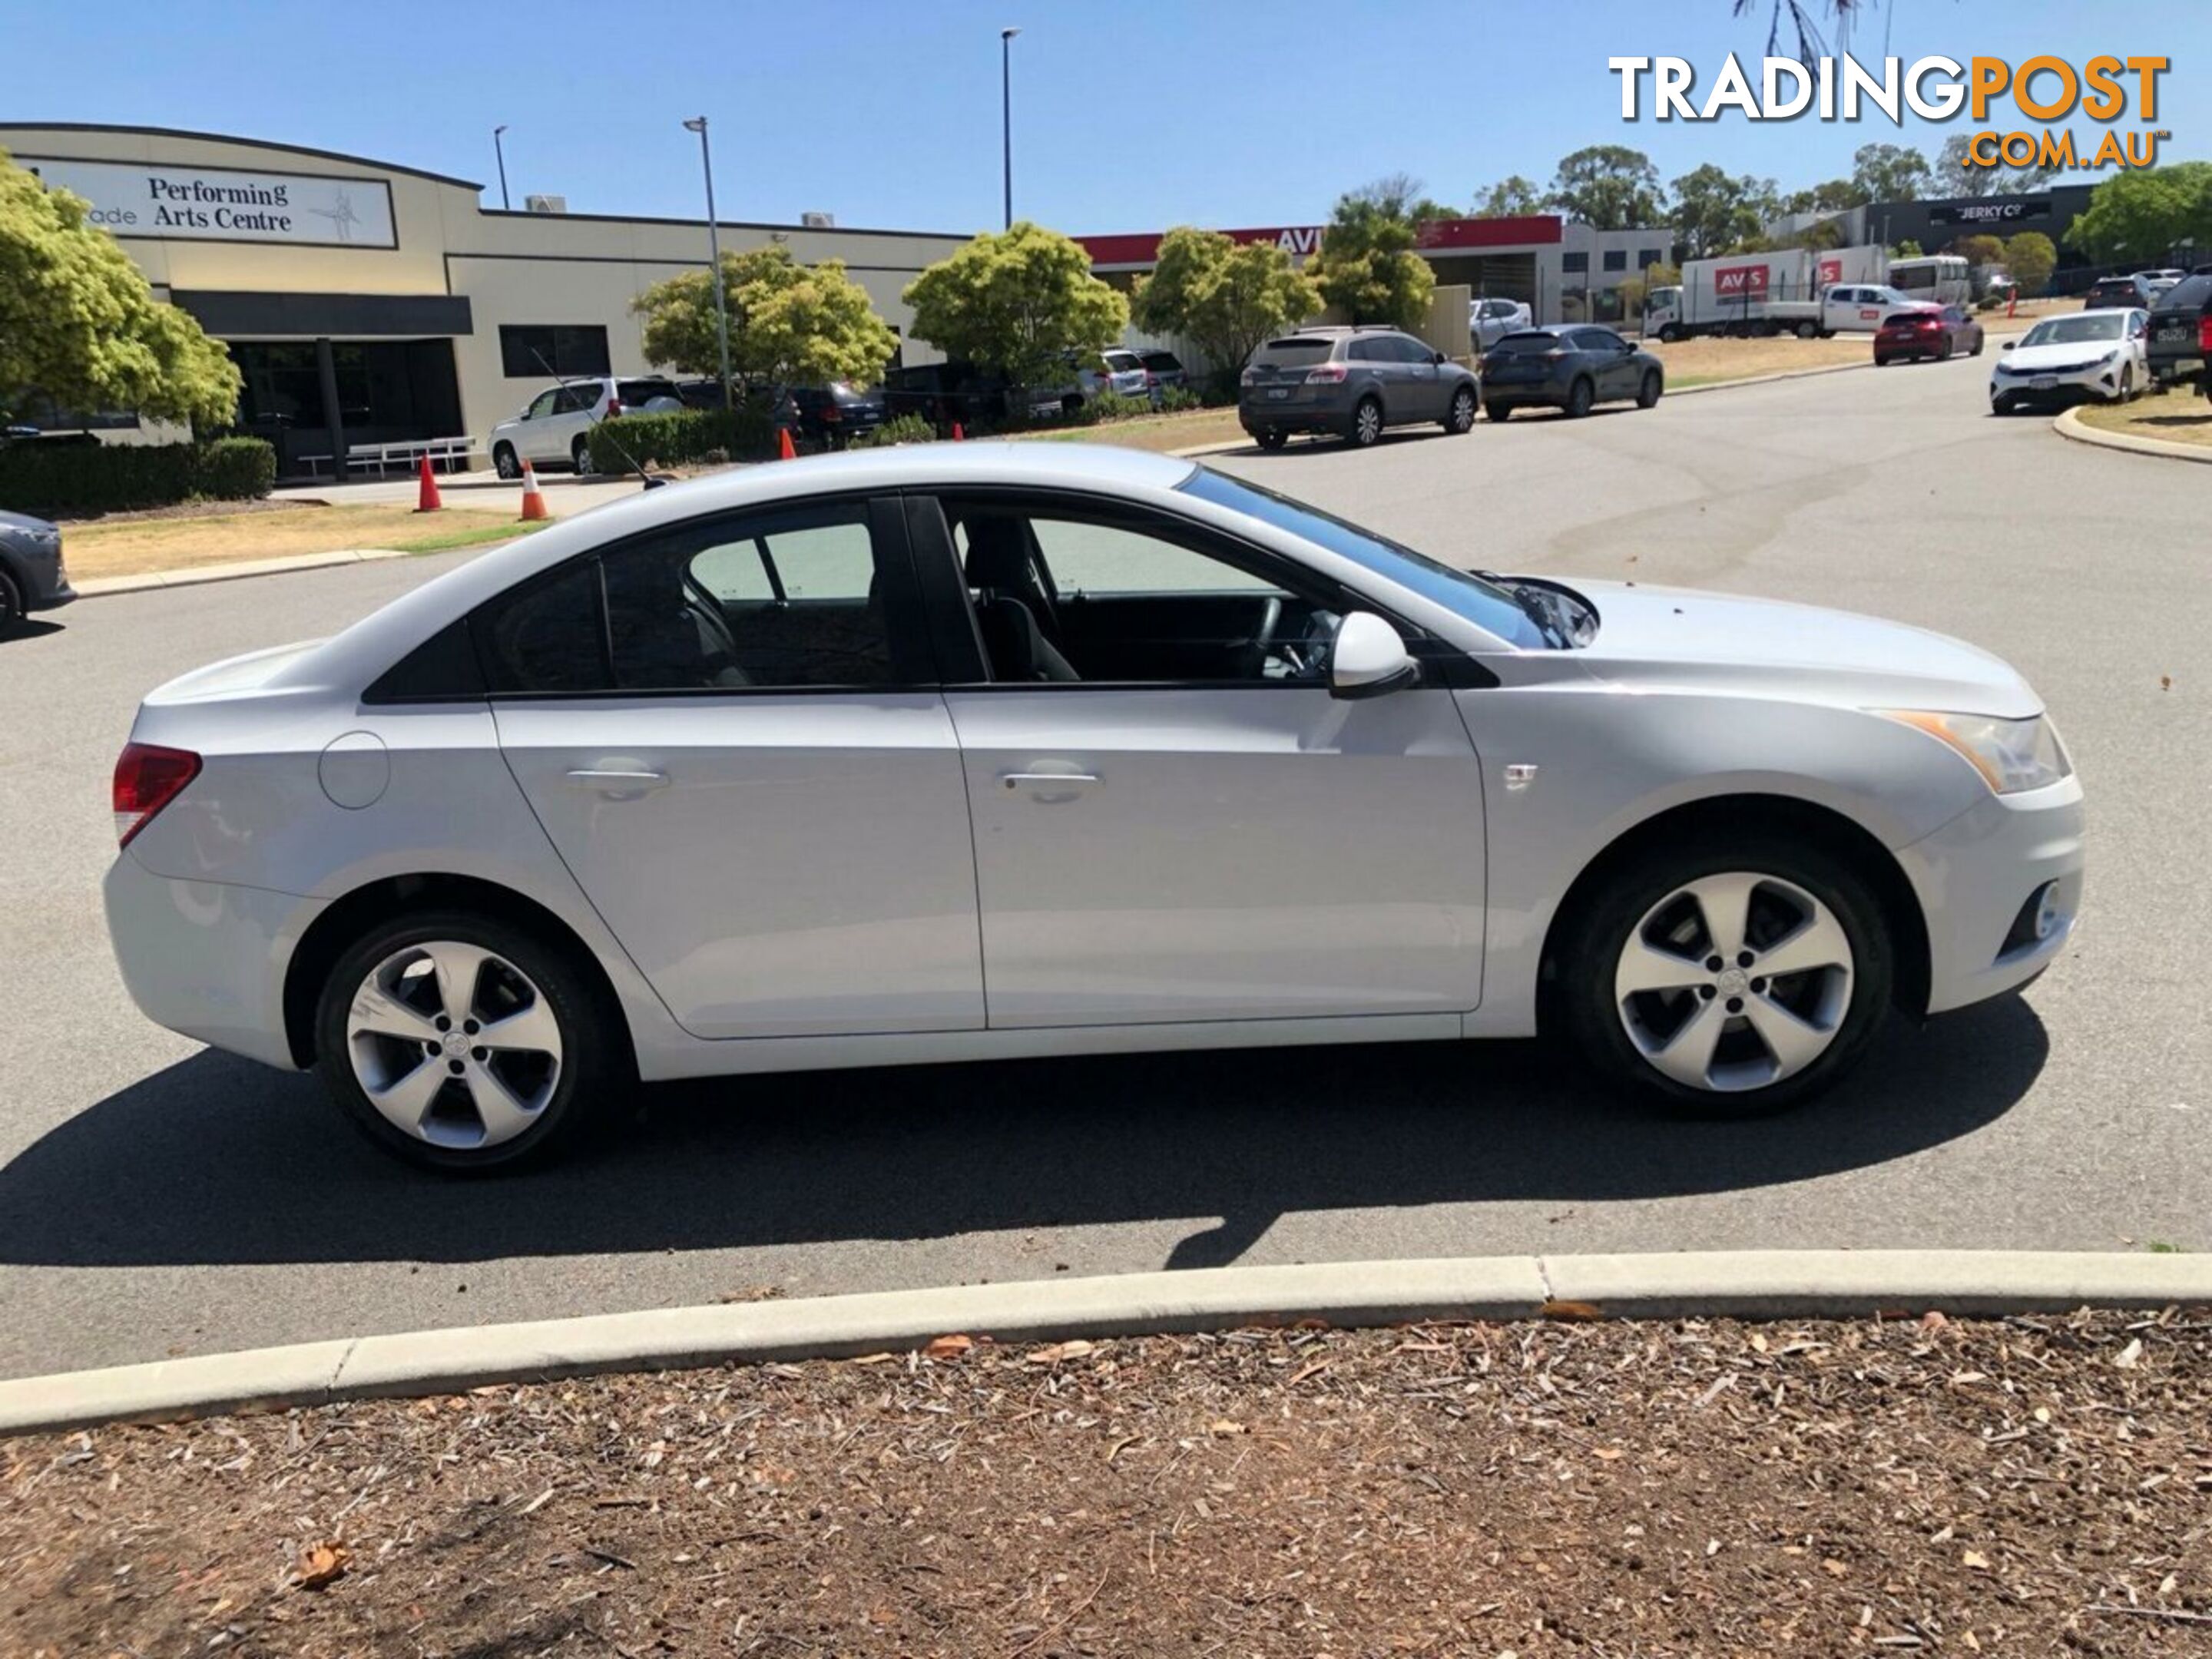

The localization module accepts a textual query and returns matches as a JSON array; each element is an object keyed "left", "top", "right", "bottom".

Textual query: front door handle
[
  {"left": 565, "top": 767, "right": 670, "bottom": 797},
  {"left": 999, "top": 769, "right": 1100, "bottom": 803}
]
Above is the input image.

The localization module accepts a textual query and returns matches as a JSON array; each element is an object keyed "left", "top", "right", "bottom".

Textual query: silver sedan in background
[{"left": 104, "top": 445, "right": 2083, "bottom": 1171}]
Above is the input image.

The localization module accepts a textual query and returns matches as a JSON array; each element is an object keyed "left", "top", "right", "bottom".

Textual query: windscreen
[
  {"left": 1177, "top": 467, "right": 1551, "bottom": 649},
  {"left": 2023, "top": 314, "right": 2126, "bottom": 346}
]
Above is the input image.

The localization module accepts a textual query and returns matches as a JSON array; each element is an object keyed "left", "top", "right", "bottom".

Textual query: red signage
[
  {"left": 1817, "top": 256, "right": 1843, "bottom": 286},
  {"left": 1077, "top": 215, "right": 1563, "bottom": 268},
  {"left": 1714, "top": 262, "right": 1771, "bottom": 300}
]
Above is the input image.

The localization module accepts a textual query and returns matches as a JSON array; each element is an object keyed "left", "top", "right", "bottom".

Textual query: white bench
[{"left": 340, "top": 436, "right": 477, "bottom": 477}]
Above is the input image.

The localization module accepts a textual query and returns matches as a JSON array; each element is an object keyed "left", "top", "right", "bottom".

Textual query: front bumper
[
  {"left": 103, "top": 849, "right": 324, "bottom": 1070},
  {"left": 28, "top": 575, "right": 76, "bottom": 611},
  {"left": 1989, "top": 362, "right": 2126, "bottom": 405},
  {"left": 1893, "top": 775, "right": 2085, "bottom": 1016}
]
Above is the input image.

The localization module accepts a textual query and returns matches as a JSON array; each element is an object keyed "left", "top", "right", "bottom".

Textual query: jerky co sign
[
  {"left": 26, "top": 158, "right": 398, "bottom": 249},
  {"left": 1929, "top": 197, "right": 2053, "bottom": 226}
]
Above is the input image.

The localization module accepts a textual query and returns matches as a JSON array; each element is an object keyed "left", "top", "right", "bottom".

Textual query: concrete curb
[
  {"left": 75, "top": 546, "right": 413, "bottom": 598},
  {"left": 4, "top": 1250, "right": 2207, "bottom": 1439},
  {"left": 2053, "top": 402, "right": 2212, "bottom": 465}
]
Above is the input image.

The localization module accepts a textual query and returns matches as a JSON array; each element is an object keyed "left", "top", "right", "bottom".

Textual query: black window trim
[
  {"left": 899, "top": 483, "right": 1495, "bottom": 693},
  {"left": 459, "top": 491, "right": 943, "bottom": 702}
]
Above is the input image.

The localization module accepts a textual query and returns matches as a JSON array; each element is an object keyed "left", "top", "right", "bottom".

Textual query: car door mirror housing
[
  {"left": 1431, "top": 349, "right": 1448, "bottom": 365},
  {"left": 1330, "top": 611, "right": 1419, "bottom": 700}
]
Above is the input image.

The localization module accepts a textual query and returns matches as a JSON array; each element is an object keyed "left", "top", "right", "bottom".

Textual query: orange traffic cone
[
  {"left": 2007, "top": 288, "right": 2018, "bottom": 320},
  {"left": 413, "top": 452, "right": 443, "bottom": 513},
  {"left": 518, "top": 459, "right": 549, "bottom": 522},
  {"left": 777, "top": 426, "right": 797, "bottom": 461},
  {"left": 952, "top": 421, "right": 965, "bottom": 442}
]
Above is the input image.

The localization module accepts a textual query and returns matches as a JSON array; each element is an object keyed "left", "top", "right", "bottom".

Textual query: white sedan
[
  {"left": 1989, "top": 308, "right": 2150, "bottom": 412},
  {"left": 104, "top": 445, "right": 2083, "bottom": 1171}
]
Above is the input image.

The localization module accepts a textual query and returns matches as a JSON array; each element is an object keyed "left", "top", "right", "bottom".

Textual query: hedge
[
  {"left": 0, "top": 437, "right": 276, "bottom": 515},
  {"left": 585, "top": 406, "right": 776, "bottom": 474}
]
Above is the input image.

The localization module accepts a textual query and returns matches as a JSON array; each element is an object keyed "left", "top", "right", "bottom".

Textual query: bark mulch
[{"left": 4, "top": 1310, "right": 2209, "bottom": 1657}]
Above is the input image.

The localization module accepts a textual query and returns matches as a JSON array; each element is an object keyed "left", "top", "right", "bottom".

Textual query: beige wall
[{"left": 0, "top": 124, "right": 970, "bottom": 449}]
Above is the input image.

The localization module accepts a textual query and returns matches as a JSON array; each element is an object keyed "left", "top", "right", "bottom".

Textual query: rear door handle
[
  {"left": 999, "top": 770, "right": 1100, "bottom": 803},
  {"left": 565, "top": 767, "right": 670, "bottom": 796}
]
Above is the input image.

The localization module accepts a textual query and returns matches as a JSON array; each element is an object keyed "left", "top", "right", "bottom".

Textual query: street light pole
[
  {"left": 683, "top": 116, "right": 735, "bottom": 412},
  {"left": 492, "top": 124, "right": 511, "bottom": 211},
  {"left": 1000, "top": 27, "right": 1019, "bottom": 230}
]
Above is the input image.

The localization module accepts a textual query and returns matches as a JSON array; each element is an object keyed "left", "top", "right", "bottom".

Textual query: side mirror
[
  {"left": 1431, "top": 349, "right": 1448, "bottom": 365},
  {"left": 1330, "top": 611, "right": 1419, "bottom": 700}
]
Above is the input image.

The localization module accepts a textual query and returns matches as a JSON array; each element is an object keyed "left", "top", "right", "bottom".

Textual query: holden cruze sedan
[{"left": 104, "top": 444, "right": 2083, "bottom": 1171}]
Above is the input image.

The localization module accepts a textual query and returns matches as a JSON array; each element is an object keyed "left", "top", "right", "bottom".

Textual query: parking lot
[{"left": 2, "top": 353, "right": 2206, "bottom": 1381}]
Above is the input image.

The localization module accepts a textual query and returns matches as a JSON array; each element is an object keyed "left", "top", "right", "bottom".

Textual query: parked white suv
[
  {"left": 1471, "top": 296, "right": 1534, "bottom": 351},
  {"left": 489, "top": 376, "right": 684, "bottom": 478}
]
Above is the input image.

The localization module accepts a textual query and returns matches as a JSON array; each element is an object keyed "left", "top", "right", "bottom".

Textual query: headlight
[{"left": 1881, "top": 710, "right": 2071, "bottom": 794}]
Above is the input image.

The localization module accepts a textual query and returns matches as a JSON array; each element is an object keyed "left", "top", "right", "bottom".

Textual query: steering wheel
[{"left": 1267, "top": 608, "right": 1341, "bottom": 680}]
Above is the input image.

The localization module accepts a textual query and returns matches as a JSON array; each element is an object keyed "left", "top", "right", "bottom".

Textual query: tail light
[
  {"left": 2198, "top": 315, "right": 2212, "bottom": 353},
  {"left": 1240, "top": 365, "right": 1261, "bottom": 386},
  {"left": 605, "top": 392, "right": 624, "bottom": 418},
  {"left": 1144, "top": 370, "right": 1159, "bottom": 388},
  {"left": 1306, "top": 363, "right": 1349, "bottom": 384},
  {"left": 820, "top": 402, "right": 843, "bottom": 422},
  {"left": 114, "top": 743, "right": 201, "bottom": 848}
]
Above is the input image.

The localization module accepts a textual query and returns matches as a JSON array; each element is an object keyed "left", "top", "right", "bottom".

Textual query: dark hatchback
[
  {"left": 0, "top": 508, "right": 75, "bottom": 634},
  {"left": 777, "top": 382, "right": 889, "bottom": 445},
  {"left": 1480, "top": 326, "right": 1664, "bottom": 420},
  {"left": 1873, "top": 304, "right": 1985, "bottom": 366},
  {"left": 2082, "top": 274, "right": 2157, "bottom": 311},
  {"left": 2146, "top": 273, "right": 2212, "bottom": 393}
]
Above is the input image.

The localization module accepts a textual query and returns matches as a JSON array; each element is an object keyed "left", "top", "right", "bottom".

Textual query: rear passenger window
[{"left": 479, "top": 561, "right": 609, "bottom": 694}]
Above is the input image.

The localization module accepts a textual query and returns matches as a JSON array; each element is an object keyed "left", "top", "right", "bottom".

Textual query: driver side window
[
  {"left": 525, "top": 389, "right": 560, "bottom": 419},
  {"left": 942, "top": 498, "right": 1336, "bottom": 687}
]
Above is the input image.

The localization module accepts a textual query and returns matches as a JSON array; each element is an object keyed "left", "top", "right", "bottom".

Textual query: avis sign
[
  {"left": 1714, "top": 262, "right": 1770, "bottom": 301},
  {"left": 24, "top": 157, "right": 399, "bottom": 250}
]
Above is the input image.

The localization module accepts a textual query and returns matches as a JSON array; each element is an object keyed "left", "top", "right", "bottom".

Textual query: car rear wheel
[
  {"left": 1555, "top": 839, "right": 1892, "bottom": 1115},
  {"left": 1563, "top": 377, "right": 1594, "bottom": 419},
  {"left": 1255, "top": 427, "right": 1289, "bottom": 451},
  {"left": 571, "top": 436, "right": 596, "bottom": 476},
  {"left": 492, "top": 443, "right": 521, "bottom": 480},
  {"left": 314, "top": 910, "right": 621, "bottom": 1172},
  {"left": 1635, "top": 371, "right": 1662, "bottom": 409},
  {"left": 1445, "top": 386, "right": 1477, "bottom": 434},
  {"left": 0, "top": 569, "right": 22, "bottom": 637},
  {"left": 1349, "top": 396, "right": 1384, "bottom": 447}
]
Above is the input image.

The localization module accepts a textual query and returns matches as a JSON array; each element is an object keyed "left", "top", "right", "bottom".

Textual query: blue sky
[{"left": 12, "top": 0, "right": 2206, "bottom": 233}]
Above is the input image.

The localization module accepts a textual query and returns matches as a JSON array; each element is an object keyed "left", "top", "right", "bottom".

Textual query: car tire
[
  {"left": 1991, "top": 395, "right": 2017, "bottom": 416},
  {"left": 0, "top": 568, "right": 22, "bottom": 637},
  {"left": 571, "top": 436, "right": 595, "bottom": 476},
  {"left": 1939, "top": 339, "right": 1955, "bottom": 362},
  {"left": 1563, "top": 377, "right": 1594, "bottom": 419},
  {"left": 1061, "top": 395, "right": 1083, "bottom": 417},
  {"left": 1349, "top": 396, "right": 1384, "bottom": 447},
  {"left": 1635, "top": 370, "right": 1662, "bottom": 409},
  {"left": 1444, "top": 386, "right": 1477, "bottom": 434},
  {"left": 1486, "top": 402, "right": 1513, "bottom": 422},
  {"left": 1970, "top": 333, "right": 1985, "bottom": 357},
  {"left": 1657, "top": 324, "right": 1683, "bottom": 344},
  {"left": 492, "top": 443, "right": 521, "bottom": 481},
  {"left": 1255, "top": 427, "right": 1289, "bottom": 451},
  {"left": 313, "top": 909, "right": 624, "bottom": 1174},
  {"left": 1552, "top": 836, "right": 1892, "bottom": 1117},
  {"left": 1795, "top": 321, "right": 1820, "bottom": 340},
  {"left": 2118, "top": 365, "right": 2137, "bottom": 402}
]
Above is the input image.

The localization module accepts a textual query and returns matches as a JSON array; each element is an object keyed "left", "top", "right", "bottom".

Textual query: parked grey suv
[
  {"left": 0, "top": 508, "right": 74, "bottom": 634},
  {"left": 1239, "top": 326, "right": 1480, "bottom": 450}
]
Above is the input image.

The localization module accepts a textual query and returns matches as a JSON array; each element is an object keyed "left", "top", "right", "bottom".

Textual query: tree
[
  {"left": 1851, "top": 142, "right": 1932, "bottom": 204},
  {"left": 2003, "top": 231, "right": 2057, "bottom": 296},
  {"left": 1644, "top": 261, "right": 1681, "bottom": 290},
  {"left": 1346, "top": 172, "right": 1455, "bottom": 227},
  {"left": 902, "top": 221, "right": 1128, "bottom": 389},
  {"left": 1935, "top": 131, "right": 2061, "bottom": 197},
  {"left": 1306, "top": 184, "right": 1436, "bottom": 329},
  {"left": 1130, "top": 227, "right": 1320, "bottom": 395},
  {"left": 1951, "top": 233, "right": 2005, "bottom": 269},
  {"left": 1892, "top": 239, "right": 1925, "bottom": 260},
  {"left": 1671, "top": 164, "right": 1780, "bottom": 259},
  {"left": 1471, "top": 176, "right": 1544, "bottom": 217},
  {"left": 2066, "top": 164, "right": 2212, "bottom": 265},
  {"left": 1548, "top": 145, "right": 1667, "bottom": 229},
  {"left": 631, "top": 245, "right": 897, "bottom": 389},
  {"left": 1783, "top": 178, "right": 1867, "bottom": 215},
  {"left": 0, "top": 148, "right": 240, "bottom": 427},
  {"left": 1794, "top": 219, "right": 1845, "bottom": 252}
]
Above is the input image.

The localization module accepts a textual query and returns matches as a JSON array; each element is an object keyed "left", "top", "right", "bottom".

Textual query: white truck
[{"left": 1644, "top": 245, "right": 1894, "bottom": 342}]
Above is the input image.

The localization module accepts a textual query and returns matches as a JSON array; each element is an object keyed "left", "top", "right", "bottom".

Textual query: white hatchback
[{"left": 105, "top": 445, "right": 2083, "bottom": 1171}]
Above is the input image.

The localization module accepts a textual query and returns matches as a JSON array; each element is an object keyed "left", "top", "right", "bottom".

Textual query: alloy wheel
[
  {"left": 1450, "top": 388, "right": 1476, "bottom": 432},
  {"left": 1354, "top": 399, "right": 1382, "bottom": 445},
  {"left": 1612, "top": 871, "right": 1853, "bottom": 1094},
  {"left": 346, "top": 941, "right": 564, "bottom": 1150}
]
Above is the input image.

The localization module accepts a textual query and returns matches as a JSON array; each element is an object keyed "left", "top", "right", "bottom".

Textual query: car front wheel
[
  {"left": 1636, "top": 370, "right": 1662, "bottom": 409},
  {"left": 492, "top": 443, "right": 520, "bottom": 480},
  {"left": 1554, "top": 839, "right": 1892, "bottom": 1114},
  {"left": 1445, "top": 386, "right": 1477, "bottom": 434},
  {"left": 314, "top": 910, "right": 621, "bottom": 1172}
]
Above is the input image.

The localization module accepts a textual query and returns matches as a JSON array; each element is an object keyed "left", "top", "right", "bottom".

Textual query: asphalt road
[{"left": 2, "top": 358, "right": 2207, "bottom": 1379}]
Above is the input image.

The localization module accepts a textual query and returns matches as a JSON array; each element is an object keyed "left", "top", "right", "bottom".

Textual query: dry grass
[
  {"left": 1641, "top": 333, "right": 1869, "bottom": 389},
  {"left": 1012, "top": 404, "right": 1250, "bottom": 455},
  {"left": 4, "top": 1310, "right": 2208, "bottom": 1657},
  {"left": 62, "top": 504, "right": 535, "bottom": 580},
  {"left": 2075, "top": 387, "right": 2212, "bottom": 449}
]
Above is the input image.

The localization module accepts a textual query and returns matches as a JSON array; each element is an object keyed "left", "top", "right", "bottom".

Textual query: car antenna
[{"left": 530, "top": 349, "right": 667, "bottom": 489}]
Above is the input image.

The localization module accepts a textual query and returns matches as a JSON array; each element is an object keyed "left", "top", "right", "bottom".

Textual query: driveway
[{"left": 1, "top": 357, "right": 2204, "bottom": 1379}]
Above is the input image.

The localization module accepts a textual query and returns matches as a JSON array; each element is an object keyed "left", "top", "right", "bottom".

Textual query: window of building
[
  {"left": 1638, "top": 248, "right": 1664, "bottom": 269},
  {"left": 1601, "top": 248, "right": 1628, "bottom": 273},
  {"left": 1561, "top": 251, "right": 1589, "bottom": 274},
  {"left": 499, "top": 324, "right": 612, "bottom": 379}
]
